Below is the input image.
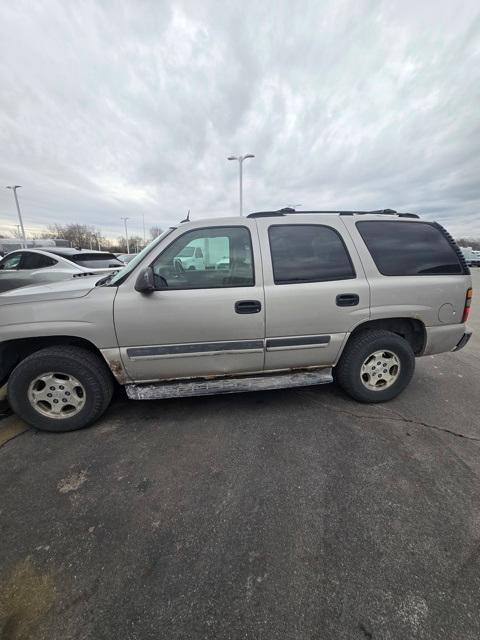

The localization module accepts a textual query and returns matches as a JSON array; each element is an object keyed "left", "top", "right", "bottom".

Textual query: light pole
[
  {"left": 227, "top": 154, "right": 255, "bottom": 216},
  {"left": 121, "top": 217, "right": 130, "bottom": 254},
  {"left": 142, "top": 213, "right": 146, "bottom": 245},
  {"left": 6, "top": 185, "right": 27, "bottom": 248}
]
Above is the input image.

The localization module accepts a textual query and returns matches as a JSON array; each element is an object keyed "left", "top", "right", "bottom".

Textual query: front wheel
[
  {"left": 335, "top": 330, "right": 415, "bottom": 403},
  {"left": 8, "top": 346, "right": 114, "bottom": 432}
]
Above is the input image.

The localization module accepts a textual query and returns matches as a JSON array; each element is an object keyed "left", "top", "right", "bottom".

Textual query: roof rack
[{"left": 247, "top": 207, "right": 419, "bottom": 219}]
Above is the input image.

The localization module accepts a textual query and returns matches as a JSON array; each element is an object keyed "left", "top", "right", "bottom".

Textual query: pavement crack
[
  {"left": 359, "top": 622, "right": 373, "bottom": 639},
  {"left": 296, "top": 390, "right": 480, "bottom": 442}
]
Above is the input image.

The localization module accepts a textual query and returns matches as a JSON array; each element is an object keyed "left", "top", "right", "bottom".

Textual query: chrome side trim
[
  {"left": 126, "top": 335, "right": 332, "bottom": 360},
  {"left": 266, "top": 335, "right": 330, "bottom": 350},
  {"left": 126, "top": 340, "right": 264, "bottom": 360}
]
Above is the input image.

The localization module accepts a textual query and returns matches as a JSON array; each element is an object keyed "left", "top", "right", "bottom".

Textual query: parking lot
[{"left": 0, "top": 272, "right": 479, "bottom": 640}]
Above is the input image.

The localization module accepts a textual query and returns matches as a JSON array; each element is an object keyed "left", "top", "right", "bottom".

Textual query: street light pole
[
  {"left": 142, "top": 213, "right": 146, "bottom": 246},
  {"left": 227, "top": 154, "right": 255, "bottom": 216},
  {"left": 6, "top": 185, "right": 27, "bottom": 248},
  {"left": 121, "top": 217, "right": 130, "bottom": 254}
]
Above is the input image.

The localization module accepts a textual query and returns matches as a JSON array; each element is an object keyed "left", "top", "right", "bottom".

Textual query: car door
[
  {"left": 113, "top": 221, "right": 266, "bottom": 382},
  {"left": 255, "top": 215, "right": 370, "bottom": 371},
  {"left": 20, "top": 251, "right": 63, "bottom": 282},
  {"left": 0, "top": 251, "right": 46, "bottom": 292}
]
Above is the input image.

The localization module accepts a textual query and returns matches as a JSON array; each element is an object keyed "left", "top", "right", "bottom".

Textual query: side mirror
[{"left": 134, "top": 267, "right": 155, "bottom": 293}]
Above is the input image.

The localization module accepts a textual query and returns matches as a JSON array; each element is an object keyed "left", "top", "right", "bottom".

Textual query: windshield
[
  {"left": 108, "top": 228, "right": 176, "bottom": 286},
  {"left": 177, "top": 247, "right": 195, "bottom": 257}
]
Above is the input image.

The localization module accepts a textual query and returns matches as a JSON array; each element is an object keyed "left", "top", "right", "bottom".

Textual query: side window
[
  {"left": 0, "top": 253, "right": 22, "bottom": 270},
  {"left": 21, "top": 253, "right": 58, "bottom": 269},
  {"left": 151, "top": 226, "right": 254, "bottom": 289},
  {"left": 356, "top": 221, "right": 463, "bottom": 276},
  {"left": 268, "top": 224, "right": 355, "bottom": 284}
]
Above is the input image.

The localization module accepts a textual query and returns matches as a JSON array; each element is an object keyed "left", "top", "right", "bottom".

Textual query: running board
[{"left": 125, "top": 368, "right": 333, "bottom": 400}]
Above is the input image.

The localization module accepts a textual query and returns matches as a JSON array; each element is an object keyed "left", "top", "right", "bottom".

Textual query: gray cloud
[{"left": 0, "top": 0, "right": 479, "bottom": 240}]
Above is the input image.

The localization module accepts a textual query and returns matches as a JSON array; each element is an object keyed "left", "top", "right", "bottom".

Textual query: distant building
[{"left": 0, "top": 237, "right": 69, "bottom": 254}]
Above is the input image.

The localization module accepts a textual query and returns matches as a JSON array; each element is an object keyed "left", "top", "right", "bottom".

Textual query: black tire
[
  {"left": 8, "top": 346, "right": 114, "bottom": 432},
  {"left": 334, "top": 330, "right": 415, "bottom": 403}
]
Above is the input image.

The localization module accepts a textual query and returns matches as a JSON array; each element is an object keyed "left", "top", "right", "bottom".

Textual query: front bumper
[{"left": 452, "top": 331, "right": 472, "bottom": 352}]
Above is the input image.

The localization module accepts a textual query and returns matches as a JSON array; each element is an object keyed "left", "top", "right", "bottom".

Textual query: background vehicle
[
  {"left": 173, "top": 245, "right": 205, "bottom": 270},
  {"left": 0, "top": 237, "right": 69, "bottom": 255},
  {"left": 461, "top": 247, "right": 480, "bottom": 267},
  {"left": 117, "top": 253, "right": 138, "bottom": 265},
  {"left": 0, "top": 248, "right": 123, "bottom": 292},
  {"left": 0, "top": 209, "right": 472, "bottom": 432}
]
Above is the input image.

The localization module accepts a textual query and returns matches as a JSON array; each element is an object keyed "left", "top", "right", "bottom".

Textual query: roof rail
[{"left": 247, "top": 208, "right": 419, "bottom": 219}]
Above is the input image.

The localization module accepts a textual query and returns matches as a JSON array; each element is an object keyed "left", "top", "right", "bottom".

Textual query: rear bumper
[
  {"left": 422, "top": 324, "right": 469, "bottom": 356},
  {"left": 452, "top": 331, "right": 472, "bottom": 352}
]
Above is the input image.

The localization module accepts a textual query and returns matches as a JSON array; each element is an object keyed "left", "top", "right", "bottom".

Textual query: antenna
[{"left": 180, "top": 209, "right": 190, "bottom": 223}]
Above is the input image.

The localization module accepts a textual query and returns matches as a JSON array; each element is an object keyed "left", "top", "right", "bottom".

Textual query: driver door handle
[{"left": 235, "top": 300, "right": 262, "bottom": 314}]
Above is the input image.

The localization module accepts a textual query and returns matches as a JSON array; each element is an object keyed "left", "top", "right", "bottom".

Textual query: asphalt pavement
[{"left": 1, "top": 272, "right": 480, "bottom": 639}]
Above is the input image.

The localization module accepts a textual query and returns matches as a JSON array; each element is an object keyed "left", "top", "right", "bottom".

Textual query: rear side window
[
  {"left": 268, "top": 224, "right": 355, "bottom": 284},
  {"left": 357, "top": 221, "right": 463, "bottom": 276},
  {"left": 21, "top": 253, "right": 57, "bottom": 269},
  {"left": 70, "top": 253, "right": 123, "bottom": 268}
]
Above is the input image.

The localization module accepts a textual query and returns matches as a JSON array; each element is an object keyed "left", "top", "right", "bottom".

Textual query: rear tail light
[{"left": 462, "top": 288, "right": 473, "bottom": 323}]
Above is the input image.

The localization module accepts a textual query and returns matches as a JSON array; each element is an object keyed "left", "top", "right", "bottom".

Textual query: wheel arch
[
  {"left": 0, "top": 335, "right": 115, "bottom": 386},
  {"left": 343, "top": 317, "right": 426, "bottom": 357}
]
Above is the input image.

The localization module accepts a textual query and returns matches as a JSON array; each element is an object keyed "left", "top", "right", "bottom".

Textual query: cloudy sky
[{"left": 0, "top": 0, "right": 479, "bottom": 241}]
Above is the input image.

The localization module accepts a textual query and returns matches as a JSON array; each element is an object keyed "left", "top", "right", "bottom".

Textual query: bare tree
[
  {"left": 45, "top": 223, "right": 105, "bottom": 249},
  {"left": 457, "top": 237, "right": 480, "bottom": 250},
  {"left": 149, "top": 225, "right": 163, "bottom": 239}
]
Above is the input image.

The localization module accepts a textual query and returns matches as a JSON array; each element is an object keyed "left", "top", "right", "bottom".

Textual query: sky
[{"left": 0, "top": 0, "right": 479, "bottom": 241}]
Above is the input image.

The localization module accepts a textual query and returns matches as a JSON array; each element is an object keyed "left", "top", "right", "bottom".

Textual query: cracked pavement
[{"left": 1, "top": 272, "right": 479, "bottom": 639}]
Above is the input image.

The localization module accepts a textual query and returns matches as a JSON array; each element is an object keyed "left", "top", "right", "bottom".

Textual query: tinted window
[
  {"left": 178, "top": 247, "right": 195, "bottom": 257},
  {"left": 151, "top": 226, "right": 254, "bottom": 289},
  {"left": 268, "top": 225, "right": 355, "bottom": 284},
  {"left": 70, "top": 253, "right": 124, "bottom": 268},
  {"left": 21, "top": 252, "right": 57, "bottom": 269},
  {"left": 0, "top": 253, "right": 22, "bottom": 270},
  {"left": 357, "top": 221, "right": 463, "bottom": 276}
]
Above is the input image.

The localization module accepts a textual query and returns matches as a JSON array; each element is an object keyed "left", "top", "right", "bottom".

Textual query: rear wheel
[
  {"left": 335, "top": 330, "right": 415, "bottom": 403},
  {"left": 8, "top": 346, "right": 114, "bottom": 432}
]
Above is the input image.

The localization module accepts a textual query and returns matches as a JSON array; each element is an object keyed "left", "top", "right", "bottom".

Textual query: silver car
[
  {"left": 0, "top": 209, "right": 473, "bottom": 432},
  {"left": 0, "top": 248, "right": 124, "bottom": 292}
]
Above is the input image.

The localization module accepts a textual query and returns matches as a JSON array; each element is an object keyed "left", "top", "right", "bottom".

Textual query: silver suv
[{"left": 0, "top": 209, "right": 472, "bottom": 432}]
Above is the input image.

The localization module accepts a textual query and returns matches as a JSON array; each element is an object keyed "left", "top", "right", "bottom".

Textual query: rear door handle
[
  {"left": 235, "top": 300, "right": 262, "bottom": 314},
  {"left": 336, "top": 293, "right": 359, "bottom": 307}
]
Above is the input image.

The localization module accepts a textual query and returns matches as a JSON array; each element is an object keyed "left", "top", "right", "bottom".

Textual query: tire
[
  {"left": 334, "top": 330, "right": 415, "bottom": 403},
  {"left": 7, "top": 346, "right": 114, "bottom": 432}
]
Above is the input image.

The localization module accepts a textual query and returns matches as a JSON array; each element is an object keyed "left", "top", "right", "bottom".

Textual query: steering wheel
[{"left": 174, "top": 258, "right": 185, "bottom": 275}]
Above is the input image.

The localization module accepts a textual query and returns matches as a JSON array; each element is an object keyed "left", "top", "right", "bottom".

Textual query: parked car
[
  {"left": 0, "top": 248, "right": 124, "bottom": 292},
  {"left": 0, "top": 209, "right": 472, "bottom": 432},
  {"left": 215, "top": 256, "right": 230, "bottom": 270},
  {"left": 460, "top": 247, "right": 480, "bottom": 267},
  {"left": 117, "top": 253, "right": 138, "bottom": 264}
]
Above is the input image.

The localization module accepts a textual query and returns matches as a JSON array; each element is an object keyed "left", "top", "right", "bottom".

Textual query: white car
[
  {"left": 0, "top": 248, "right": 124, "bottom": 292},
  {"left": 117, "top": 253, "right": 138, "bottom": 265}
]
